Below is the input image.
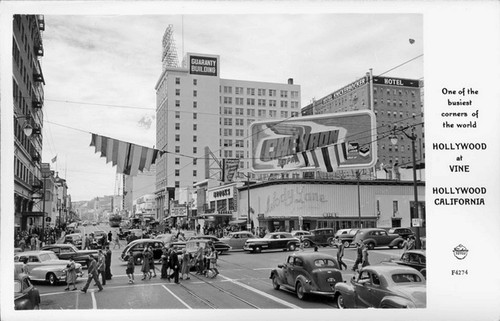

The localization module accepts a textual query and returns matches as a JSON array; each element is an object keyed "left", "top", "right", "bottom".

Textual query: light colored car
[
  {"left": 220, "top": 231, "right": 256, "bottom": 250},
  {"left": 334, "top": 265, "right": 426, "bottom": 308},
  {"left": 291, "top": 230, "right": 311, "bottom": 238},
  {"left": 14, "top": 251, "right": 83, "bottom": 285}
]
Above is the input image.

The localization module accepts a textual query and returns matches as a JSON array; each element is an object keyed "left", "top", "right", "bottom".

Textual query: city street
[{"left": 35, "top": 225, "right": 405, "bottom": 310}]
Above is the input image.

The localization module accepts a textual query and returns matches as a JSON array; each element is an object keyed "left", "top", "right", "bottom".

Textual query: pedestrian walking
[
  {"left": 168, "top": 246, "right": 180, "bottom": 283},
  {"left": 337, "top": 241, "right": 348, "bottom": 270},
  {"left": 30, "top": 236, "right": 36, "bottom": 250},
  {"left": 105, "top": 246, "right": 112, "bottom": 280},
  {"left": 352, "top": 241, "right": 364, "bottom": 272},
  {"left": 206, "top": 246, "right": 219, "bottom": 278},
  {"left": 64, "top": 258, "right": 78, "bottom": 291},
  {"left": 97, "top": 250, "right": 106, "bottom": 286},
  {"left": 126, "top": 255, "right": 135, "bottom": 284},
  {"left": 299, "top": 235, "right": 305, "bottom": 251},
  {"left": 80, "top": 256, "right": 103, "bottom": 293},
  {"left": 141, "top": 248, "right": 151, "bottom": 280},
  {"left": 180, "top": 248, "right": 191, "bottom": 280},
  {"left": 160, "top": 246, "right": 170, "bottom": 279},
  {"left": 113, "top": 232, "right": 121, "bottom": 249},
  {"left": 107, "top": 231, "right": 113, "bottom": 244},
  {"left": 149, "top": 246, "right": 157, "bottom": 278},
  {"left": 195, "top": 242, "right": 204, "bottom": 275},
  {"left": 362, "top": 245, "right": 370, "bottom": 267},
  {"left": 403, "top": 236, "right": 416, "bottom": 253},
  {"left": 83, "top": 234, "right": 89, "bottom": 250}
]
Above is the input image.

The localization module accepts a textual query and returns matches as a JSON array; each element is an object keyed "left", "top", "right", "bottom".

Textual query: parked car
[
  {"left": 14, "top": 273, "right": 40, "bottom": 310},
  {"left": 387, "top": 227, "right": 415, "bottom": 240},
  {"left": 120, "top": 239, "right": 165, "bottom": 265},
  {"left": 334, "top": 265, "right": 426, "bottom": 308},
  {"left": 291, "top": 230, "right": 311, "bottom": 238},
  {"left": 188, "top": 235, "right": 231, "bottom": 253},
  {"left": 219, "top": 231, "right": 256, "bottom": 250},
  {"left": 243, "top": 232, "right": 299, "bottom": 253},
  {"left": 270, "top": 252, "right": 343, "bottom": 300},
  {"left": 334, "top": 228, "right": 359, "bottom": 248},
  {"left": 353, "top": 228, "right": 405, "bottom": 250},
  {"left": 63, "top": 233, "right": 83, "bottom": 249},
  {"left": 14, "top": 251, "right": 83, "bottom": 285},
  {"left": 41, "top": 243, "right": 99, "bottom": 268},
  {"left": 301, "top": 228, "right": 336, "bottom": 247},
  {"left": 385, "top": 250, "right": 427, "bottom": 278}
]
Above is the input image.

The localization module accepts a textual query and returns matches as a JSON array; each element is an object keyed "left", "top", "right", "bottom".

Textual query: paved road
[{"left": 37, "top": 225, "right": 405, "bottom": 309}]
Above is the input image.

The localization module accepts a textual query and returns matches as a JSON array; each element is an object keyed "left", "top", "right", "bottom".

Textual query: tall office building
[
  {"left": 13, "top": 15, "right": 46, "bottom": 232},
  {"left": 154, "top": 28, "right": 301, "bottom": 217},
  {"left": 302, "top": 73, "right": 424, "bottom": 172}
]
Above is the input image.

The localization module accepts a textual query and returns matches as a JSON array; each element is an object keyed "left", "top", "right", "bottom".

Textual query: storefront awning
[{"left": 229, "top": 219, "right": 247, "bottom": 225}]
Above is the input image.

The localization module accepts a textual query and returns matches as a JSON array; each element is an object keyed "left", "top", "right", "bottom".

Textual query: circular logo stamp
[{"left": 453, "top": 244, "right": 468, "bottom": 260}]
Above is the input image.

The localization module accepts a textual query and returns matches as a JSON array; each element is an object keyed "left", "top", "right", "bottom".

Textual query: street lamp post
[
  {"left": 389, "top": 125, "right": 421, "bottom": 249},
  {"left": 247, "top": 174, "right": 251, "bottom": 232},
  {"left": 356, "top": 170, "right": 362, "bottom": 228}
]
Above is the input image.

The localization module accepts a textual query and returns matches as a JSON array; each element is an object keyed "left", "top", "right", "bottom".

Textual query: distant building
[
  {"left": 13, "top": 15, "right": 46, "bottom": 232},
  {"left": 124, "top": 165, "right": 156, "bottom": 218}
]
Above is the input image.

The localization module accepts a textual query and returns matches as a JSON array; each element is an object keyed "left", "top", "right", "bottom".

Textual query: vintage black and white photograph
[
  {"left": 2, "top": 1, "right": 500, "bottom": 321},
  {"left": 9, "top": 12, "right": 426, "bottom": 310}
]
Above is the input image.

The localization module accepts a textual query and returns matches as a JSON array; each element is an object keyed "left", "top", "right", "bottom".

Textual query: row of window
[
  {"left": 373, "top": 87, "right": 418, "bottom": 97},
  {"left": 222, "top": 97, "right": 299, "bottom": 108},
  {"left": 15, "top": 157, "right": 34, "bottom": 186},
  {"left": 223, "top": 139, "right": 245, "bottom": 147},
  {"left": 222, "top": 106, "right": 299, "bottom": 117},
  {"left": 222, "top": 86, "right": 299, "bottom": 98},
  {"left": 374, "top": 99, "right": 417, "bottom": 109},
  {"left": 374, "top": 110, "right": 418, "bottom": 119},
  {"left": 175, "top": 77, "right": 197, "bottom": 86}
]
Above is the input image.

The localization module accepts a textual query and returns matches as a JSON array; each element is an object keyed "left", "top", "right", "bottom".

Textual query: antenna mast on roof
[{"left": 162, "top": 24, "right": 179, "bottom": 70}]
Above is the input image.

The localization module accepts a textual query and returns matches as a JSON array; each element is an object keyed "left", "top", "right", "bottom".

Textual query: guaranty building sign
[
  {"left": 189, "top": 55, "right": 218, "bottom": 76},
  {"left": 250, "top": 111, "right": 377, "bottom": 172}
]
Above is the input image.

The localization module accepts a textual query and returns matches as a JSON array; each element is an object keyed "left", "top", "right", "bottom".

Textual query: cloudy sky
[{"left": 40, "top": 14, "right": 423, "bottom": 201}]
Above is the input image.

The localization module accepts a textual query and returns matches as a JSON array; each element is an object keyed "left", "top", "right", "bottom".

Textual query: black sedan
[
  {"left": 243, "top": 232, "right": 299, "bottom": 253},
  {"left": 270, "top": 252, "right": 343, "bottom": 300},
  {"left": 41, "top": 244, "right": 99, "bottom": 268},
  {"left": 15, "top": 273, "right": 41, "bottom": 310},
  {"left": 392, "top": 250, "right": 426, "bottom": 278}
]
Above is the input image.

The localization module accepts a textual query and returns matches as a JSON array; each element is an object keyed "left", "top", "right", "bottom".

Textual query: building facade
[
  {"left": 13, "top": 15, "right": 46, "bottom": 232},
  {"left": 155, "top": 47, "right": 301, "bottom": 220},
  {"left": 124, "top": 165, "right": 156, "bottom": 218},
  {"left": 302, "top": 73, "right": 424, "bottom": 171},
  {"left": 237, "top": 179, "right": 425, "bottom": 234}
]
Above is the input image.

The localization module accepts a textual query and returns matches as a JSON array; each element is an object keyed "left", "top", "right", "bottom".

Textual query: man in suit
[
  {"left": 81, "top": 256, "right": 103, "bottom": 293},
  {"left": 168, "top": 246, "right": 180, "bottom": 284}
]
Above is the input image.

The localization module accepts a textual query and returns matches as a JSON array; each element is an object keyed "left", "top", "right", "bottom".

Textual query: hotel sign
[
  {"left": 322, "top": 76, "right": 368, "bottom": 104},
  {"left": 189, "top": 55, "right": 218, "bottom": 76},
  {"left": 373, "top": 76, "right": 420, "bottom": 88}
]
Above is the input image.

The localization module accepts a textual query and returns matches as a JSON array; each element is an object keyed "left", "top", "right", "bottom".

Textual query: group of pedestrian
[
  {"left": 140, "top": 246, "right": 157, "bottom": 280},
  {"left": 194, "top": 242, "right": 219, "bottom": 278},
  {"left": 79, "top": 246, "right": 113, "bottom": 293}
]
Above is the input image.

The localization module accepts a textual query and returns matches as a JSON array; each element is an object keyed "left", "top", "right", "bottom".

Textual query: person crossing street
[{"left": 80, "top": 256, "right": 103, "bottom": 293}]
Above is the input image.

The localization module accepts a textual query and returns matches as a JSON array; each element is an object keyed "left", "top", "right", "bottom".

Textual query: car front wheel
[
  {"left": 288, "top": 243, "right": 296, "bottom": 251},
  {"left": 47, "top": 273, "right": 57, "bottom": 286},
  {"left": 255, "top": 246, "right": 262, "bottom": 253},
  {"left": 367, "top": 242, "right": 375, "bottom": 250},
  {"left": 397, "top": 241, "right": 404, "bottom": 249},
  {"left": 296, "top": 282, "right": 307, "bottom": 300},
  {"left": 303, "top": 240, "right": 311, "bottom": 248},
  {"left": 336, "top": 293, "right": 346, "bottom": 309},
  {"left": 272, "top": 275, "right": 280, "bottom": 290},
  {"left": 134, "top": 255, "right": 143, "bottom": 265},
  {"left": 343, "top": 241, "right": 350, "bottom": 248}
]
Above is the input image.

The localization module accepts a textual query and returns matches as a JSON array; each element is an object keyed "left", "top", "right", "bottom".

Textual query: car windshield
[
  {"left": 314, "top": 259, "right": 337, "bottom": 268},
  {"left": 392, "top": 273, "right": 423, "bottom": 283},
  {"left": 14, "top": 280, "right": 21, "bottom": 293},
  {"left": 39, "top": 252, "right": 59, "bottom": 261}
]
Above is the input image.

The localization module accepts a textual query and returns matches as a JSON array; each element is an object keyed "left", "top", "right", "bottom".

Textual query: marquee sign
[{"left": 249, "top": 110, "right": 377, "bottom": 172}]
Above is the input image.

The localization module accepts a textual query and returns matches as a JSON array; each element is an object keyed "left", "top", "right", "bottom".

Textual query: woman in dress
[
  {"left": 148, "top": 246, "right": 157, "bottom": 278},
  {"left": 141, "top": 248, "right": 151, "bottom": 280},
  {"left": 180, "top": 248, "right": 191, "bottom": 280},
  {"left": 64, "top": 258, "right": 78, "bottom": 291}
]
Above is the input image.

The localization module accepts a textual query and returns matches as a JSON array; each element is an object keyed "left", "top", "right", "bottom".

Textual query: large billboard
[
  {"left": 250, "top": 111, "right": 377, "bottom": 172},
  {"left": 189, "top": 55, "right": 218, "bottom": 76}
]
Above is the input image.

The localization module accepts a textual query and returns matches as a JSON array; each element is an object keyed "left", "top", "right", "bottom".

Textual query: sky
[{"left": 40, "top": 14, "right": 423, "bottom": 201}]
